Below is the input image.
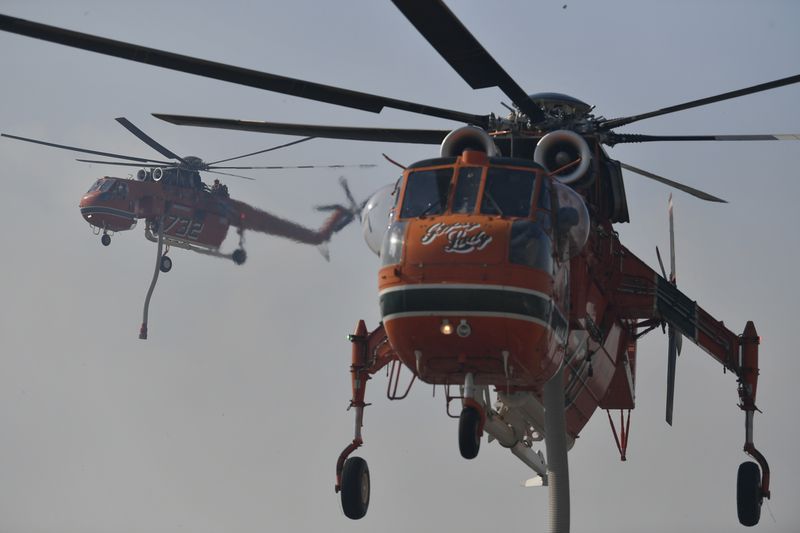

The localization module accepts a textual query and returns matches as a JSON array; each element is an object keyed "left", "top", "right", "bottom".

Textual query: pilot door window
[
  {"left": 111, "top": 182, "right": 128, "bottom": 199},
  {"left": 480, "top": 167, "right": 535, "bottom": 217},
  {"left": 400, "top": 168, "right": 454, "bottom": 218}
]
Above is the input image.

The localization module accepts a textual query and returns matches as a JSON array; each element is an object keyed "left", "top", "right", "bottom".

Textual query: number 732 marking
[{"left": 164, "top": 214, "right": 204, "bottom": 240}]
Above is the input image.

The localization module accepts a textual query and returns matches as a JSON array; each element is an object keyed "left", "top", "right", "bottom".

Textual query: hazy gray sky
[{"left": 1, "top": 1, "right": 798, "bottom": 532}]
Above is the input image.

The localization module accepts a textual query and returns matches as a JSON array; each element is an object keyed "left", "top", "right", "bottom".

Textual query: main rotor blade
[
  {"left": 204, "top": 169, "right": 255, "bottom": 181},
  {"left": 209, "top": 163, "right": 376, "bottom": 170},
  {"left": 207, "top": 136, "right": 315, "bottom": 165},
  {"left": 1, "top": 133, "right": 172, "bottom": 164},
  {"left": 390, "top": 0, "right": 545, "bottom": 124},
  {"left": 76, "top": 158, "right": 171, "bottom": 167},
  {"left": 115, "top": 117, "right": 185, "bottom": 163},
  {"left": 0, "top": 14, "right": 489, "bottom": 127},
  {"left": 154, "top": 114, "right": 450, "bottom": 144},
  {"left": 619, "top": 162, "right": 727, "bottom": 203},
  {"left": 600, "top": 73, "right": 800, "bottom": 130},
  {"left": 607, "top": 132, "right": 800, "bottom": 146}
]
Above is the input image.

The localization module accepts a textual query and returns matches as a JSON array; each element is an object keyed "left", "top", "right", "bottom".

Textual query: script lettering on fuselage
[
  {"left": 164, "top": 215, "right": 204, "bottom": 241},
  {"left": 420, "top": 222, "right": 493, "bottom": 254}
]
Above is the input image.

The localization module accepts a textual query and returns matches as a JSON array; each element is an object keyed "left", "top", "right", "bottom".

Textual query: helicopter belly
[{"left": 380, "top": 284, "right": 567, "bottom": 387}]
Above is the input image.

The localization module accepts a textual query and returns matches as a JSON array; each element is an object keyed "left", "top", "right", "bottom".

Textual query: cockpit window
[
  {"left": 452, "top": 167, "right": 482, "bottom": 214},
  {"left": 86, "top": 179, "right": 104, "bottom": 193},
  {"left": 480, "top": 167, "right": 535, "bottom": 217},
  {"left": 400, "top": 168, "right": 453, "bottom": 218},
  {"left": 112, "top": 181, "right": 128, "bottom": 199}
]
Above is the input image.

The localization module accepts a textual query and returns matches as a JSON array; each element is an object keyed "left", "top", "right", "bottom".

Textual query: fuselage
[
  {"left": 79, "top": 175, "right": 231, "bottom": 248},
  {"left": 377, "top": 149, "right": 631, "bottom": 439}
]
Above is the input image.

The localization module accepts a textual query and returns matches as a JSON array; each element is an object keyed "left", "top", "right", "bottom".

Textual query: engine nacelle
[
  {"left": 361, "top": 182, "right": 397, "bottom": 255},
  {"left": 534, "top": 129, "right": 592, "bottom": 185},
  {"left": 152, "top": 167, "right": 164, "bottom": 182},
  {"left": 440, "top": 126, "right": 499, "bottom": 157}
]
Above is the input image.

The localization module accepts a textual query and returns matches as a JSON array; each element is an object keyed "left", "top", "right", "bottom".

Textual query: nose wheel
[
  {"left": 458, "top": 406, "right": 481, "bottom": 459},
  {"left": 101, "top": 233, "right": 111, "bottom": 246},
  {"left": 159, "top": 254, "right": 172, "bottom": 273}
]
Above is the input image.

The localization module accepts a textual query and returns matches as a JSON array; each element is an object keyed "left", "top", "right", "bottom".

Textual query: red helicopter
[
  {"left": 2, "top": 3, "right": 798, "bottom": 529},
  {"left": 2, "top": 118, "right": 371, "bottom": 339}
]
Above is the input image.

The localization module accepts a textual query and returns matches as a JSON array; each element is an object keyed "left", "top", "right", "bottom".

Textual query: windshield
[
  {"left": 400, "top": 168, "right": 453, "bottom": 218},
  {"left": 86, "top": 179, "right": 113, "bottom": 193},
  {"left": 480, "top": 167, "right": 536, "bottom": 217}
]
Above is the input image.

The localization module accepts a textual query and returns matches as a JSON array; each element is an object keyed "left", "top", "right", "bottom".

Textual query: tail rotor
[{"left": 657, "top": 195, "right": 682, "bottom": 426}]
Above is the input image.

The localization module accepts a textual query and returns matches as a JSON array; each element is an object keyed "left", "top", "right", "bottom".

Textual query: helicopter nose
[{"left": 79, "top": 192, "right": 136, "bottom": 232}]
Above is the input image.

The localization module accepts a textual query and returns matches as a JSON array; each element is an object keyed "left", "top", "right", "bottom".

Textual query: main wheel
[
  {"left": 459, "top": 406, "right": 481, "bottom": 459},
  {"left": 101, "top": 234, "right": 111, "bottom": 246},
  {"left": 737, "top": 461, "right": 762, "bottom": 526},
  {"left": 340, "top": 456, "right": 370, "bottom": 520},
  {"left": 232, "top": 248, "right": 247, "bottom": 265},
  {"left": 159, "top": 255, "right": 173, "bottom": 273}
]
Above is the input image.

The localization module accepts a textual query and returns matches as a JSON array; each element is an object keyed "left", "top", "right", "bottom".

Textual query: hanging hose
[
  {"left": 544, "top": 365, "right": 570, "bottom": 533},
  {"left": 139, "top": 217, "right": 165, "bottom": 340}
]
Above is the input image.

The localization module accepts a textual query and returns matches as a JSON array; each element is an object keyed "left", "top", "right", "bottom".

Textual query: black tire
[
  {"left": 232, "top": 248, "right": 247, "bottom": 265},
  {"left": 737, "top": 461, "right": 762, "bottom": 526},
  {"left": 341, "top": 456, "right": 370, "bottom": 520},
  {"left": 159, "top": 255, "right": 173, "bottom": 273},
  {"left": 101, "top": 234, "right": 111, "bottom": 246},
  {"left": 459, "top": 406, "right": 481, "bottom": 459}
]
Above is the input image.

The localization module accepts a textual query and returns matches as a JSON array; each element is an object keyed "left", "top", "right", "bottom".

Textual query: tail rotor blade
[
  {"left": 338, "top": 177, "right": 361, "bottom": 221},
  {"left": 665, "top": 195, "right": 681, "bottom": 425},
  {"left": 666, "top": 324, "right": 678, "bottom": 426},
  {"left": 667, "top": 195, "right": 683, "bottom": 355},
  {"left": 668, "top": 194, "right": 676, "bottom": 282},
  {"left": 656, "top": 246, "right": 667, "bottom": 279}
]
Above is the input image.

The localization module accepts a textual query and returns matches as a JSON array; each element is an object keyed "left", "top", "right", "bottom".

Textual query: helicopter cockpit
[
  {"left": 365, "top": 153, "right": 591, "bottom": 272},
  {"left": 86, "top": 177, "right": 114, "bottom": 194},
  {"left": 85, "top": 177, "right": 129, "bottom": 199}
]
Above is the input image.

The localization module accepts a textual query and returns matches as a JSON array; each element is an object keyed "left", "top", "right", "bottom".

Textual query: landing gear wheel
[
  {"left": 458, "top": 406, "right": 481, "bottom": 459},
  {"left": 101, "top": 234, "right": 111, "bottom": 246},
  {"left": 340, "top": 456, "right": 370, "bottom": 520},
  {"left": 159, "top": 255, "right": 173, "bottom": 273},
  {"left": 232, "top": 248, "right": 247, "bottom": 265},
  {"left": 737, "top": 461, "right": 762, "bottom": 526}
]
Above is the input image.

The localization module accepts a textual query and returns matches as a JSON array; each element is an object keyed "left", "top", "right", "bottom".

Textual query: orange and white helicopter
[
  {"left": 2, "top": 118, "right": 371, "bottom": 338},
  {"left": 2, "top": 3, "right": 799, "bottom": 529}
]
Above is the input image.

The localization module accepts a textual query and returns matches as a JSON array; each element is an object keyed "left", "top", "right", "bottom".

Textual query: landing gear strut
[
  {"left": 232, "top": 227, "right": 247, "bottom": 265},
  {"left": 736, "top": 322, "right": 770, "bottom": 526},
  {"left": 335, "top": 320, "right": 399, "bottom": 521}
]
